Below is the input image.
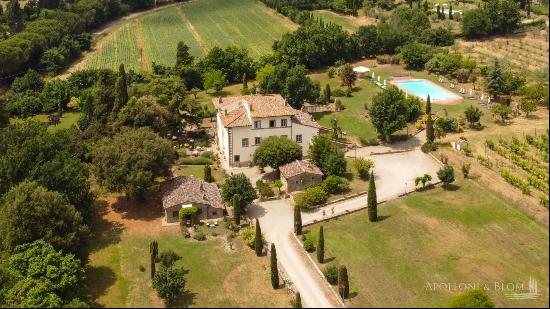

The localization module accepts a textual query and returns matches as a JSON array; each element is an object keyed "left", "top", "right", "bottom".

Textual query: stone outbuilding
[
  {"left": 161, "top": 176, "right": 224, "bottom": 224},
  {"left": 279, "top": 160, "right": 323, "bottom": 193}
]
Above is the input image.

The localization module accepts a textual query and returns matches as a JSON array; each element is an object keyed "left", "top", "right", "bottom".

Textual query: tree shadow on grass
[
  {"left": 377, "top": 215, "right": 391, "bottom": 222},
  {"left": 86, "top": 265, "right": 117, "bottom": 308},
  {"left": 86, "top": 200, "right": 124, "bottom": 254},
  {"left": 323, "top": 256, "right": 336, "bottom": 263},
  {"left": 169, "top": 290, "right": 197, "bottom": 308},
  {"left": 348, "top": 291, "right": 359, "bottom": 299},
  {"left": 111, "top": 191, "right": 163, "bottom": 222},
  {"left": 442, "top": 184, "right": 461, "bottom": 191}
]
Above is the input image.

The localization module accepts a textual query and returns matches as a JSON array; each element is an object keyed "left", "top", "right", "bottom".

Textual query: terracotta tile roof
[
  {"left": 292, "top": 110, "right": 322, "bottom": 129},
  {"left": 220, "top": 107, "right": 251, "bottom": 128},
  {"left": 279, "top": 160, "right": 323, "bottom": 179},
  {"left": 161, "top": 176, "right": 223, "bottom": 210},
  {"left": 213, "top": 94, "right": 296, "bottom": 118}
]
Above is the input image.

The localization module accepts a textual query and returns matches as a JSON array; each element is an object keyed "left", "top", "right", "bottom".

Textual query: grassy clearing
[
  {"left": 83, "top": 0, "right": 296, "bottom": 70},
  {"left": 311, "top": 10, "right": 361, "bottom": 32},
  {"left": 305, "top": 179, "right": 549, "bottom": 307},
  {"left": 87, "top": 198, "right": 291, "bottom": 308},
  {"left": 9, "top": 112, "right": 81, "bottom": 132}
]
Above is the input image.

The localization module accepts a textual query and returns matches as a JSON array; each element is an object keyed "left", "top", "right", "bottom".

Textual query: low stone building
[
  {"left": 279, "top": 160, "right": 323, "bottom": 193},
  {"left": 161, "top": 176, "right": 224, "bottom": 224}
]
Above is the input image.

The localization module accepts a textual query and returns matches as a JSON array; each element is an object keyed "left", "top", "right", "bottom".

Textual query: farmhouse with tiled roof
[{"left": 214, "top": 94, "right": 321, "bottom": 167}]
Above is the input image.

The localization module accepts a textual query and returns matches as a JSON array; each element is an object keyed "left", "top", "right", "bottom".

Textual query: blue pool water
[{"left": 394, "top": 79, "right": 457, "bottom": 101}]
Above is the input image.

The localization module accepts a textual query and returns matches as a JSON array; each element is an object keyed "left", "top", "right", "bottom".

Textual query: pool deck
[{"left": 390, "top": 77, "right": 463, "bottom": 105}]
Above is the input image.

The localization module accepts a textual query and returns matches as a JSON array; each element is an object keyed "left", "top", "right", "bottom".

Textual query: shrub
[
  {"left": 477, "top": 155, "right": 493, "bottom": 168},
  {"left": 332, "top": 88, "right": 346, "bottom": 97},
  {"left": 448, "top": 289, "right": 495, "bottom": 308},
  {"left": 437, "top": 165, "right": 455, "bottom": 188},
  {"left": 241, "top": 226, "right": 264, "bottom": 248},
  {"left": 256, "top": 179, "right": 275, "bottom": 199},
  {"left": 178, "top": 156, "right": 213, "bottom": 165},
  {"left": 540, "top": 195, "right": 549, "bottom": 208},
  {"left": 421, "top": 141, "right": 437, "bottom": 153},
  {"left": 359, "top": 137, "right": 380, "bottom": 146},
  {"left": 303, "top": 237, "right": 315, "bottom": 252},
  {"left": 323, "top": 264, "right": 339, "bottom": 285},
  {"left": 193, "top": 231, "right": 206, "bottom": 241},
  {"left": 322, "top": 175, "right": 350, "bottom": 194},
  {"left": 294, "top": 186, "right": 328, "bottom": 209},
  {"left": 353, "top": 158, "right": 374, "bottom": 179},
  {"left": 179, "top": 207, "right": 199, "bottom": 225},
  {"left": 158, "top": 250, "right": 181, "bottom": 267}
]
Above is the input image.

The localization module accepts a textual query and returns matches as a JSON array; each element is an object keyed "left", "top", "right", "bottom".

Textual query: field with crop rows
[
  {"left": 477, "top": 133, "right": 549, "bottom": 207},
  {"left": 82, "top": 0, "right": 296, "bottom": 71}
]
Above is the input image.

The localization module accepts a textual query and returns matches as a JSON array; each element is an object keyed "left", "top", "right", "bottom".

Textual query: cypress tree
[
  {"left": 486, "top": 60, "right": 504, "bottom": 99},
  {"left": 338, "top": 266, "right": 349, "bottom": 299},
  {"left": 294, "top": 206, "right": 302, "bottom": 235},
  {"left": 317, "top": 226, "right": 325, "bottom": 263},
  {"left": 176, "top": 41, "right": 194, "bottom": 66},
  {"left": 423, "top": 0, "right": 428, "bottom": 11},
  {"left": 149, "top": 240, "right": 158, "bottom": 279},
  {"left": 436, "top": 5, "right": 441, "bottom": 19},
  {"left": 293, "top": 292, "right": 302, "bottom": 308},
  {"left": 254, "top": 218, "right": 262, "bottom": 256},
  {"left": 6, "top": 0, "right": 23, "bottom": 32},
  {"left": 425, "top": 95, "right": 435, "bottom": 143},
  {"left": 270, "top": 243, "right": 279, "bottom": 289},
  {"left": 113, "top": 64, "right": 128, "bottom": 114},
  {"left": 324, "top": 83, "right": 332, "bottom": 103},
  {"left": 367, "top": 171, "right": 378, "bottom": 222},
  {"left": 204, "top": 165, "right": 213, "bottom": 182},
  {"left": 242, "top": 73, "right": 248, "bottom": 90},
  {"left": 232, "top": 194, "right": 241, "bottom": 225},
  {"left": 449, "top": 5, "right": 453, "bottom": 19}
]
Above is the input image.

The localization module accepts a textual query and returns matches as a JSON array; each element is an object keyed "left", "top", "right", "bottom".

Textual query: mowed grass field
[
  {"left": 305, "top": 179, "right": 549, "bottom": 307},
  {"left": 87, "top": 197, "right": 291, "bottom": 307},
  {"left": 84, "top": 0, "right": 297, "bottom": 70}
]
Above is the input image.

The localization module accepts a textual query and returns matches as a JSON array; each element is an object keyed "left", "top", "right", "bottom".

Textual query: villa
[{"left": 214, "top": 94, "right": 321, "bottom": 167}]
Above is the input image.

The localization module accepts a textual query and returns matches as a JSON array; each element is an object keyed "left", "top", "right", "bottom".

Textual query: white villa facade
[{"left": 214, "top": 94, "right": 321, "bottom": 167}]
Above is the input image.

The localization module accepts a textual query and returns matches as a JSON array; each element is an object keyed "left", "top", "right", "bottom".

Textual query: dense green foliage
[
  {"left": 367, "top": 171, "right": 377, "bottom": 222},
  {"left": 0, "top": 181, "right": 89, "bottom": 256},
  {"left": 253, "top": 136, "right": 303, "bottom": 170},
  {"left": 91, "top": 127, "right": 176, "bottom": 198},
  {"left": 461, "top": 0, "right": 521, "bottom": 39},
  {"left": 0, "top": 241, "right": 90, "bottom": 308},
  {"left": 437, "top": 165, "right": 455, "bottom": 188},
  {"left": 254, "top": 218, "right": 263, "bottom": 256},
  {"left": 221, "top": 173, "right": 257, "bottom": 206},
  {"left": 317, "top": 225, "right": 325, "bottom": 263},
  {"left": 338, "top": 265, "right": 349, "bottom": 299},
  {"left": 308, "top": 134, "right": 347, "bottom": 176},
  {"left": 294, "top": 185, "right": 328, "bottom": 209},
  {"left": 270, "top": 243, "right": 279, "bottom": 289},
  {"left": 294, "top": 205, "right": 302, "bottom": 235},
  {"left": 368, "top": 86, "right": 411, "bottom": 142},
  {"left": 152, "top": 266, "right": 187, "bottom": 305},
  {"left": 448, "top": 290, "right": 495, "bottom": 308}
]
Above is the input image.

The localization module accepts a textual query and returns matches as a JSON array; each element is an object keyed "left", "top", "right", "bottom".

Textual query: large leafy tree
[
  {"left": 354, "top": 25, "right": 380, "bottom": 58},
  {"left": 6, "top": 0, "right": 23, "bottom": 32},
  {"left": 175, "top": 41, "right": 194, "bottom": 67},
  {"left": 2, "top": 241, "right": 90, "bottom": 308},
  {"left": 368, "top": 86, "right": 411, "bottom": 142},
  {"left": 399, "top": 42, "right": 434, "bottom": 70},
  {"left": 198, "top": 46, "right": 255, "bottom": 83},
  {"left": 221, "top": 173, "right": 257, "bottom": 206},
  {"left": 464, "top": 105, "right": 483, "bottom": 127},
  {"left": 284, "top": 65, "right": 320, "bottom": 108},
  {"left": 92, "top": 127, "right": 176, "bottom": 198},
  {"left": 152, "top": 266, "right": 186, "bottom": 306},
  {"left": 253, "top": 136, "right": 303, "bottom": 170},
  {"left": 0, "top": 181, "right": 89, "bottom": 256},
  {"left": 339, "top": 63, "right": 357, "bottom": 90},
  {"left": 0, "top": 121, "right": 94, "bottom": 221},
  {"left": 117, "top": 96, "right": 173, "bottom": 135},
  {"left": 308, "top": 135, "right": 347, "bottom": 176}
]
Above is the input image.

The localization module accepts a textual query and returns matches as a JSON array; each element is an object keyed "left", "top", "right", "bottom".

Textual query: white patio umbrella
[{"left": 352, "top": 66, "right": 370, "bottom": 73}]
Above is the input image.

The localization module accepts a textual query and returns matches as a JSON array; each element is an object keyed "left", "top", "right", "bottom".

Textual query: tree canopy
[
  {"left": 92, "top": 127, "right": 177, "bottom": 198},
  {"left": 253, "top": 136, "right": 303, "bottom": 170},
  {"left": 368, "top": 86, "right": 411, "bottom": 142}
]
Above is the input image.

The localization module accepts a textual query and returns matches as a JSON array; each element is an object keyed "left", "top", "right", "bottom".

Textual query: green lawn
[
  {"left": 305, "top": 179, "right": 549, "bottom": 307},
  {"left": 311, "top": 10, "right": 360, "bottom": 32},
  {"left": 84, "top": 0, "right": 296, "bottom": 70},
  {"left": 87, "top": 200, "right": 290, "bottom": 308},
  {"left": 10, "top": 112, "right": 81, "bottom": 132},
  {"left": 310, "top": 63, "right": 491, "bottom": 143}
]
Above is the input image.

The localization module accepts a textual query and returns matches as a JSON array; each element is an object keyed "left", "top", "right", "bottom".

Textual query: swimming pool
[{"left": 393, "top": 79, "right": 460, "bottom": 103}]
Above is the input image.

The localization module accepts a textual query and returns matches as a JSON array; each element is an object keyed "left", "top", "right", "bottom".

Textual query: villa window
[
  {"left": 296, "top": 134, "right": 302, "bottom": 143},
  {"left": 255, "top": 137, "right": 262, "bottom": 145},
  {"left": 281, "top": 119, "right": 288, "bottom": 127},
  {"left": 242, "top": 138, "right": 249, "bottom": 147},
  {"left": 269, "top": 119, "right": 276, "bottom": 128},
  {"left": 254, "top": 121, "right": 261, "bottom": 129}
]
